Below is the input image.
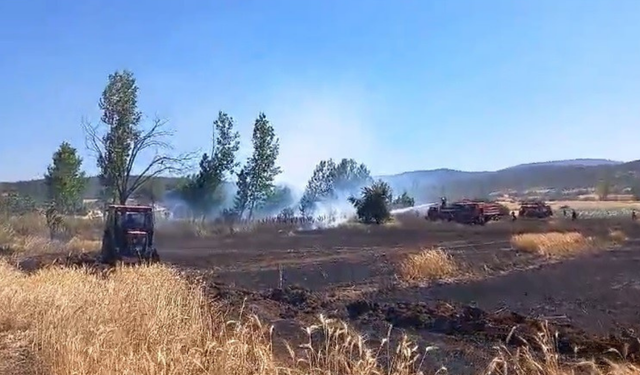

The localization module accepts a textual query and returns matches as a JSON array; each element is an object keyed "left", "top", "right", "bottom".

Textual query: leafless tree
[
  {"left": 83, "top": 115, "right": 193, "bottom": 205},
  {"left": 82, "top": 70, "right": 194, "bottom": 206}
]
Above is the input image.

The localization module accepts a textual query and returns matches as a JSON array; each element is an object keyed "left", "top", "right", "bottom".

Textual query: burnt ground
[
  {"left": 9, "top": 218, "right": 640, "bottom": 374},
  {"left": 156, "top": 219, "right": 640, "bottom": 373}
]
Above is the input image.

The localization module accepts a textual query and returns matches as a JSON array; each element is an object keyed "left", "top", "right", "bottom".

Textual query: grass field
[
  {"left": 503, "top": 196, "right": 640, "bottom": 212},
  {"left": 2, "top": 207, "right": 640, "bottom": 374}
]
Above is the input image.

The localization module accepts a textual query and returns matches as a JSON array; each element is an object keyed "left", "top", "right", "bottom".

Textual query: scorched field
[{"left": 2, "top": 212, "right": 640, "bottom": 374}]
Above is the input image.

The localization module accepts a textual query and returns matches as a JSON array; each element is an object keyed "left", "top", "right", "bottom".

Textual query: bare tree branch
[
  {"left": 82, "top": 116, "right": 195, "bottom": 205},
  {"left": 82, "top": 71, "right": 202, "bottom": 205},
  {"left": 81, "top": 117, "right": 105, "bottom": 161}
]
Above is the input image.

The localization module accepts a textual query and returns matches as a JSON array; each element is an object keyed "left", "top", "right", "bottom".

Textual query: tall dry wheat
[
  {"left": 510, "top": 232, "right": 595, "bottom": 257},
  {"left": 397, "top": 247, "right": 459, "bottom": 283}
]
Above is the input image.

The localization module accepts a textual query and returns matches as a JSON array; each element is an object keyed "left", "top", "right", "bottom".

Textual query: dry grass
[
  {"left": 497, "top": 199, "right": 640, "bottom": 212},
  {"left": 0, "top": 262, "right": 259, "bottom": 374},
  {"left": 510, "top": 232, "right": 596, "bottom": 257},
  {"left": 2, "top": 213, "right": 640, "bottom": 374},
  {"left": 5, "top": 208, "right": 639, "bottom": 247},
  {"left": 487, "top": 322, "right": 640, "bottom": 375},
  {"left": 609, "top": 229, "right": 629, "bottom": 244},
  {"left": 1, "top": 213, "right": 102, "bottom": 239},
  {"left": 155, "top": 218, "right": 303, "bottom": 239},
  {"left": 397, "top": 247, "right": 459, "bottom": 283},
  {"left": 550, "top": 200, "right": 640, "bottom": 210},
  {"left": 339, "top": 218, "right": 403, "bottom": 232},
  {"left": 0, "top": 223, "right": 16, "bottom": 248},
  {"left": 0, "top": 261, "right": 637, "bottom": 374},
  {"left": 0, "top": 261, "right": 428, "bottom": 375},
  {"left": 0, "top": 227, "right": 100, "bottom": 257},
  {"left": 0, "top": 214, "right": 102, "bottom": 258}
]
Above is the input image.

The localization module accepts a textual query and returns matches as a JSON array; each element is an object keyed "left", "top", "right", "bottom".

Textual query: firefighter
[
  {"left": 632, "top": 210, "right": 637, "bottom": 221},
  {"left": 511, "top": 211, "right": 517, "bottom": 221},
  {"left": 571, "top": 209, "right": 577, "bottom": 221}
]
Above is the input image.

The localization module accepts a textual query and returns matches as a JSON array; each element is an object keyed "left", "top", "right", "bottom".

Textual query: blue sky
[{"left": 1, "top": 0, "right": 639, "bottom": 186}]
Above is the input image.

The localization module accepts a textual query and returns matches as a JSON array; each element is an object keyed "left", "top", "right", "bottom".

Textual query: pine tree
[{"left": 44, "top": 142, "right": 87, "bottom": 214}]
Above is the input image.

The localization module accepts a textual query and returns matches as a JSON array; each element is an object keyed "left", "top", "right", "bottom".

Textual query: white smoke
[
  {"left": 310, "top": 197, "right": 357, "bottom": 229},
  {"left": 156, "top": 81, "right": 427, "bottom": 225},
  {"left": 259, "top": 82, "right": 382, "bottom": 189}
]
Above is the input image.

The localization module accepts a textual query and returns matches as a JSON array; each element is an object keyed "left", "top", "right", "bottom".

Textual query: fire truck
[{"left": 426, "top": 198, "right": 506, "bottom": 225}]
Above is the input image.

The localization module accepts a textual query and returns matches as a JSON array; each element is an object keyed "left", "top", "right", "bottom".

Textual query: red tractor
[{"left": 99, "top": 205, "right": 160, "bottom": 265}]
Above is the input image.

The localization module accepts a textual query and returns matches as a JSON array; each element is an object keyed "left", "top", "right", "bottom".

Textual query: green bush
[{"left": 348, "top": 180, "right": 393, "bottom": 224}]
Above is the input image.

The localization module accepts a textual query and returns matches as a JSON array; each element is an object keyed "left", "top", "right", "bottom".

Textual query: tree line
[{"left": 9, "top": 69, "right": 414, "bottom": 223}]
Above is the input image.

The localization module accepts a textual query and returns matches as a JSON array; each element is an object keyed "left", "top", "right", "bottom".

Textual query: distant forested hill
[
  {"left": 0, "top": 176, "right": 184, "bottom": 203},
  {"left": 1, "top": 158, "right": 637, "bottom": 204}
]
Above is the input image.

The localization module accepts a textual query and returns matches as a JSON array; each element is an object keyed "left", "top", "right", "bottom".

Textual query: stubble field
[{"left": 3, "top": 207, "right": 640, "bottom": 374}]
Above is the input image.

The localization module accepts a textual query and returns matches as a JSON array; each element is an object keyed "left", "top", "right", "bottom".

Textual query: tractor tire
[
  {"left": 139, "top": 248, "right": 160, "bottom": 265},
  {"left": 150, "top": 249, "right": 160, "bottom": 263},
  {"left": 99, "top": 236, "right": 118, "bottom": 266}
]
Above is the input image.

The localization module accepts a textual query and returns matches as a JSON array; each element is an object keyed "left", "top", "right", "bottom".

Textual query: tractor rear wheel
[
  {"left": 99, "top": 234, "right": 118, "bottom": 266},
  {"left": 149, "top": 248, "right": 160, "bottom": 263}
]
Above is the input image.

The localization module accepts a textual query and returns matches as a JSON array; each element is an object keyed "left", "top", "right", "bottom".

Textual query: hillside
[
  {"left": 1, "top": 158, "right": 638, "bottom": 203},
  {"left": 379, "top": 159, "right": 639, "bottom": 201},
  {"left": 376, "top": 168, "right": 489, "bottom": 188},
  {"left": 503, "top": 158, "right": 623, "bottom": 171},
  {"left": 377, "top": 159, "right": 623, "bottom": 188},
  {"left": 0, "top": 176, "right": 185, "bottom": 203}
]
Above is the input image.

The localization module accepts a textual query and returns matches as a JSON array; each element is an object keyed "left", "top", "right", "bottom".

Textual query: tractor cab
[{"left": 99, "top": 205, "right": 159, "bottom": 264}]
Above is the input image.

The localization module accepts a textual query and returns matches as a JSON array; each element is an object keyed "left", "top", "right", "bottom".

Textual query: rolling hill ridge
[{"left": 1, "top": 158, "right": 637, "bottom": 203}]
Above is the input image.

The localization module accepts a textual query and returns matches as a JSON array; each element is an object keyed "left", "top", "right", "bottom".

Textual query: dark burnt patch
[
  {"left": 345, "top": 299, "right": 640, "bottom": 362},
  {"left": 16, "top": 252, "right": 101, "bottom": 273},
  {"left": 264, "top": 285, "right": 330, "bottom": 319}
]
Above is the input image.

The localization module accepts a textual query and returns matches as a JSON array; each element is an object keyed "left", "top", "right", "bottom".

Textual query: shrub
[{"left": 348, "top": 180, "right": 392, "bottom": 224}]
